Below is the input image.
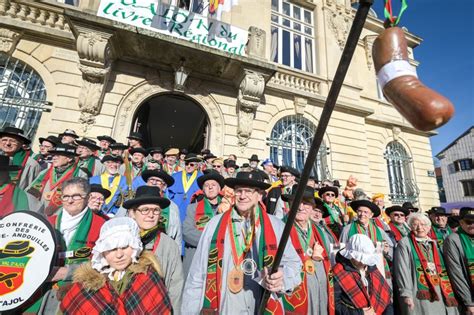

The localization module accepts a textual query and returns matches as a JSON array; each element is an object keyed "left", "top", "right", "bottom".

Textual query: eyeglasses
[
  {"left": 392, "top": 213, "right": 405, "bottom": 218},
  {"left": 61, "top": 194, "right": 86, "bottom": 201},
  {"left": 1, "top": 138, "right": 21, "bottom": 145},
  {"left": 323, "top": 193, "right": 335, "bottom": 197},
  {"left": 89, "top": 195, "right": 105, "bottom": 202},
  {"left": 281, "top": 174, "right": 293, "bottom": 178},
  {"left": 147, "top": 178, "right": 165, "bottom": 185},
  {"left": 463, "top": 219, "right": 474, "bottom": 225},
  {"left": 212, "top": 165, "right": 222, "bottom": 168},
  {"left": 186, "top": 163, "right": 198, "bottom": 167},
  {"left": 234, "top": 188, "right": 257, "bottom": 196},
  {"left": 135, "top": 207, "right": 161, "bottom": 215}
]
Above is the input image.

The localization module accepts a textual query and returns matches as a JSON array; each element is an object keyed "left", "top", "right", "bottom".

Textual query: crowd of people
[{"left": 0, "top": 125, "right": 473, "bottom": 315}]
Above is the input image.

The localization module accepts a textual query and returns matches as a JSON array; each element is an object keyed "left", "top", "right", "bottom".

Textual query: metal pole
[{"left": 258, "top": 0, "right": 374, "bottom": 312}]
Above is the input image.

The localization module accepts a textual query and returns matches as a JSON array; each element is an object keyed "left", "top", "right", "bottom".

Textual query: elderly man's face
[
  {"left": 88, "top": 192, "right": 105, "bottom": 212},
  {"left": 227, "top": 167, "right": 236, "bottom": 175},
  {"left": 131, "top": 153, "right": 145, "bottom": 164},
  {"left": 374, "top": 198, "right": 384, "bottom": 210},
  {"left": 77, "top": 145, "right": 93, "bottom": 159},
  {"left": 389, "top": 211, "right": 406, "bottom": 225},
  {"left": 185, "top": 161, "right": 198, "bottom": 173},
  {"left": 165, "top": 155, "right": 177, "bottom": 165},
  {"left": 129, "top": 204, "right": 161, "bottom": 231},
  {"left": 104, "top": 160, "right": 120, "bottom": 175},
  {"left": 234, "top": 186, "right": 262, "bottom": 216},
  {"left": 281, "top": 172, "right": 295, "bottom": 187},
  {"left": 203, "top": 180, "right": 221, "bottom": 200},
  {"left": 146, "top": 176, "right": 166, "bottom": 192},
  {"left": 249, "top": 161, "right": 258, "bottom": 168},
  {"left": 295, "top": 202, "right": 312, "bottom": 224},
  {"left": 39, "top": 141, "right": 55, "bottom": 155},
  {"left": 434, "top": 214, "right": 448, "bottom": 228},
  {"left": 61, "top": 135, "right": 75, "bottom": 144},
  {"left": 321, "top": 191, "right": 336, "bottom": 204},
  {"left": 263, "top": 164, "right": 273, "bottom": 173},
  {"left": 52, "top": 154, "right": 73, "bottom": 168},
  {"left": 310, "top": 207, "right": 324, "bottom": 223},
  {"left": 99, "top": 140, "right": 110, "bottom": 150},
  {"left": 103, "top": 246, "right": 134, "bottom": 271},
  {"left": 357, "top": 206, "right": 374, "bottom": 226},
  {"left": 152, "top": 152, "right": 163, "bottom": 161},
  {"left": 459, "top": 218, "right": 474, "bottom": 235},
  {"left": 62, "top": 184, "right": 88, "bottom": 216},
  {"left": 411, "top": 218, "right": 430, "bottom": 238},
  {"left": 111, "top": 149, "right": 123, "bottom": 156},
  {"left": 1, "top": 136, "right": 23, "bottom": 155},
  {"left": 128, "top": 139, "right": 140, "bottom": 148}
]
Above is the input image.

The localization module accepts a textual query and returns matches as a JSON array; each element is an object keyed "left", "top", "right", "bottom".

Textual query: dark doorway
[{"left": 132, "top": 94, "right": 209, "bottom": 152}]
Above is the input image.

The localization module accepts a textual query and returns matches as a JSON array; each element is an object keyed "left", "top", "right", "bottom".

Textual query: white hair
[{"left": 407, "top": 212, "right": 431, "bottom": 229}]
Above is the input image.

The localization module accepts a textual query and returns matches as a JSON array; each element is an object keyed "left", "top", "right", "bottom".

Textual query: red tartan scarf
[
  {"left": 203, "top": 205, "right": 283, "bottom": 314},
  {"left": 60, "top": 256, "right": 172, "bottom": 314},
  {"left": 408, "top": 233, "right": 457, "bottom": 306},
  {"left": 333, "top": 262, "right": 391, "bottom": 314}
]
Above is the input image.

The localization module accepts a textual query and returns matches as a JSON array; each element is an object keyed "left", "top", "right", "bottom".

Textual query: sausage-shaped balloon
[{"left": 372, "top": 27, "right": 454, "bottom": 131}]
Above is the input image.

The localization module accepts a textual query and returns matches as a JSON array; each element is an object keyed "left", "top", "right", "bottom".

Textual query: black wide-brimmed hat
[
  {"left": 224, "top": 171, "right": 271, "bottom": 190},
  {"left": 204, "top": 153, "right": 217, "bottom": 160},
  {"left": 282, "top": 185, "right": 315, "bottom": 205},
  {"left": 97, "top": 135, "right": 116, "bottom": 144},
  {"left": 180, "top": 148, "right": 188, "bottom": 155},
  {"left": 224, "top": 160, "right": 239, "bottom": 169},
  {"left": 318, "top": 186, "right": 339, "bottom": 197},
  {"left": 185, "top": 153, "right": 203, "bottom": 163},
  {"left": 386, "top": 205, "right": 409, "bottom": 216},
  {"left": 248, "top": 154, "right": 259, "bottom": 162},
  {"left": 101, "top": 155, "right": 123, "bottom": 164},
  {"left": 123, "top": 186, "right": 170, "bottom": 209},
  {"left": 38, "top": 135, "right": 59, "bottom": 146},
  {"left": 90, "top": 184, "right": 111, "bottom": 199},
  {"left": 148, "top": 147, "right": 164, "bottom": 155},
  {"left": 76, "top": 138, "right": 100, "bottom": 151},
  {"left": 201, "top": 149, "right": 211, "bottom": 155},
  {"left": 127, "top": 132, "right": 144, "bottom": 142},
  {"left": 49, "top": 144, "right": 78, "bottom": 157},
  {"left": 279, "top": 166, "right": 300, "bottom": 178},
  {"left": 0, "top": 126, "right": 30, "bottom": 144},
  {"left": 197, "top": 170, "right": 225, "bottom": 189},
  {"left": 141, "top": 170, "right": 175, "bottom": 187},
  {"left": 430, "top": 206, "right": 450, "bottom": 216},
  {"left": 0, "top": 155, "right": 20, "bottom": 172},
  {"left": 59, "top": 129, "right": 79, "bottom": 139},
  {"left": 0, "top": 240, "right": 35, "bottom": 259},
  {"left": 314, "top": 197, "right": 330, "bottom": 218},
  {"left": 350, "top": 199, "right": 381, "bottom": 217},
  {"left": 110, "top": 142, "right": 128, "bottom": 150},
  {"left": 402, "top": 201, "right": 419, "bottom": 212},
  {"left": 130, "top": 147, "right": 147, "bottom": 156},
  {"left": 459, "top": 207, "right": 474, "bottom": 220}
]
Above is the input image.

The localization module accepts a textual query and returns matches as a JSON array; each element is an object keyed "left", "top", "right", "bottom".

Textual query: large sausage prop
[{"left": 372, "top": 27, "right": 454, "bottom": 131}]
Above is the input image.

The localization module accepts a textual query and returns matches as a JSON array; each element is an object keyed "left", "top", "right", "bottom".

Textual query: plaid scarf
[
  {"left": 458, "top": 229, "right": 474, "bottom": 289},
  {"left": 408, "top": 233, "right": 457, "bottom": 306},
  {"left": 60, "top": 268, "right": 172, "bottom": 314},
  {"left": 203, "top": 205, "right": 282, "bottom": 314},
  {"left": 333, "top": 262, "right": 391, "bottom": 314}
]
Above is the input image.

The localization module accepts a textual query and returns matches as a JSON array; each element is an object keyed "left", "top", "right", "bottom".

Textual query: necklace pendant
[
  {"left": 241, "top": 258, "right": 258, "bottom": 276},
  {"left": 304, "top": 259, "right": 315, "bottom": 275},
  {"left": 228, "top": 267, "right": 244, "bottom": 294},
  {"left": 306, "top": 248, "right": 314, "bottom": 257}
]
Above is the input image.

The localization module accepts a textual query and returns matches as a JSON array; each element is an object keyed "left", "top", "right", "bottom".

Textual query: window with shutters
[{"left": 461, "top": 180, "right": 474, "bottom": 197}]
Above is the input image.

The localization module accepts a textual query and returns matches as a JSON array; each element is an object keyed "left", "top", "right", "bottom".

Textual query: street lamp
[{"left": 174, "top": 60, "right": 190, "bottom": 91}]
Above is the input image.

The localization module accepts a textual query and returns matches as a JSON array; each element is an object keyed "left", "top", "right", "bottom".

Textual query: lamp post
[{"left": 174, "top": 61, "right": 190, "bottom": 91}]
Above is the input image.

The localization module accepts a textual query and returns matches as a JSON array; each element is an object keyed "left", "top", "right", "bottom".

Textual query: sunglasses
[
  {"left": 323, "top": 193, "right": 335, "bottom": 197},
  {"left": 392, "top": 213, "right": 405, "bottom": 218},
  {"left": 186, "top": 163, "right": 198, "bottom": 167}
]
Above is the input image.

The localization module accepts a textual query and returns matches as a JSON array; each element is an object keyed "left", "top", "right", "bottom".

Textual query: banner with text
[{"left": 98, "top": 0, "right": 248, "bottom": 56}]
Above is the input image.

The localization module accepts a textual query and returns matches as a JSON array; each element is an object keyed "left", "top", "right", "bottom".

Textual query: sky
[{"left": 371, "top": 0, "right": 474, "bottom": 158}]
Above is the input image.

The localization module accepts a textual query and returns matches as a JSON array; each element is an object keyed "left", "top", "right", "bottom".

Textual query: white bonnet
[{"left": 339, "top": 234, "right": 379, "bottom": 266}]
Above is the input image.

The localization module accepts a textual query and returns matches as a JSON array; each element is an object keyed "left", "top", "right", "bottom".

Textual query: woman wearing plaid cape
[{"left": 60, "top": 217, "right": 172, "bottom": 314}]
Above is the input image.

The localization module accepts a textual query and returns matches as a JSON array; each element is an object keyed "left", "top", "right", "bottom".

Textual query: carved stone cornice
[
  {"left": 234, "top": 68, "right": 267, "bottom": 147},
  {"left": 0, "top": 27, "right": 21, "bottom": 54},
  {"left": 71, "top": 24, "right": 115, "bottom": 132}
]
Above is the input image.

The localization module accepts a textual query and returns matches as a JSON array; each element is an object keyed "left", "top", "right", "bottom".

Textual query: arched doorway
[{"left": 131, "top": 94, "right": 209, "bottom": 151}]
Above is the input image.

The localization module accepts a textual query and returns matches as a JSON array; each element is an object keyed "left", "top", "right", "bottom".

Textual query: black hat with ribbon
[
  {"left": 0, "top": 126, "right": 31, "bottom": 144},
  {"left": 141, "top": 170, "right": 175, "bottom": 187},
  {"left": 197, "top": 170, "right": 225, "bottom": 190},
  {"left": 350, "top": 199, "right": 381, "bottom": 217},
  {"left": 97, "top": 135, "right": 116, "bottom": 144},
  {"left": 48, "top": 144, "right": 78, "bottom": 157},
  {"left": 76, "top": 138, "right": 100, "bottom": 151},
  {"left": 38, "top": 135, "right": 60, "bottom": 146},
  {"left": 101, "top": 155, "right": 123, "bottom": 164},
  {"left": 123, "top": 186, "right": 170, "bottom": 209},
  {"left": 90, "top": 184, "right": 111, "bottom": 199},
  {"left": 224, "top": 171, "right": 270, "bottom": 190}
]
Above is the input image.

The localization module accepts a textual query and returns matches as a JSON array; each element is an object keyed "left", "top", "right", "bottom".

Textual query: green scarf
[
  {"left": 79, "top": 156, "right": 96, "bottom": 175},
  {"left": 10, "top": 149, "right": 28, "bottom": 183},
  {"left": 432, "top": 225, "right": 452, "bottom": 248},
  {"left": 159, "top": 205, "right": 170, "bottom": 232},
  {"left": 324, "top": 203, "right": 342, "bottom": 225},
  {"left": 457, "top": 229, "right": 474, "bottom": 288}
]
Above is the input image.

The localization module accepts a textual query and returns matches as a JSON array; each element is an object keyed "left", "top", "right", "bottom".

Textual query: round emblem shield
[{"left": 0, "top": 211, "right": 57, "bottom": 311}]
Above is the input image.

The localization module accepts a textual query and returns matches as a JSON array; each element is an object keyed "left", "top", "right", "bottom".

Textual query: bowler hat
[
  {"left": 279, "top": 166, "right": 300, "bottom": 178},
  {"left": 459, "top": 207, "right": 474, "bottom": 220},
  {"left": 101, "top": 155, "right": 123, "bottom": 164},
  {"left": 130, "top": 147, "right": 147, "bottom": 156},
  {"left": 59, "top": 129, "right": 79, "bottom": 139},
  {"left": 141, "top": 170, "right": 175, "bottom": 187},
  {"left": 197, "top": 170, "right": 225, "bottom": 190},
  {"left": 0, "top": 241, "right": 35, "bottom": 259},
  {"left": 385, "top": 205, "right": 409, "bottom": 216},
  {"left": 185, "top": 153, "right": 203, "bottom": 163},
  {"left": 123, "top": 186, "right": 170, "bottom": 209},
  {"left": 402, "top": 201, "right": 419, "bottom": 212},
  {"left": 0, "top": 126, "right": 30, "bottom": 144},
  {"left": 0, "top": 155, "right": 20, "bottom": 172},
  {"left": 204, "top": 154, "right": 217, "bottom": 161},
  {"left": 224, "top": 171, "right": 270, "bottom": 190},
  {"left": 350, "top": 199, "right": 381, "bottom": 217},
  {"left": 76, "top": 138, "right": 100, "bottom": 151},
  {"left": 248, "top": 154, "right": 259, "bottom": 162},
  {"left": 127, "top": 132, "right": 144, "bottom": 142},
  {"left": 90, "top": 184, "right": 111, "bottom": 199},
  {"left": 430, "top": 206, "right": 450, "bottom": 216},
  {"left": 201, "top": 149, "right": 211, "bottom": 155},
  {"left": 281, "top": 185, "right": 315, "bottom": 205},
  {"left": 110, "top": 142, "right": 128, "bottom": 150},
  {"left": 97, "top": 135, "right": 116, "bottom": 144},
  {"left": 318, "top": 186, "right": 339, "bottom": 197},
  {"left": 49, "top": 144, "right": 78, "bottom": 157},
  {"left": 38, "top": 135, "right": 59, "bottom": 146},
  {"left": 225, "top": 160, "right": 239, "bottom": 169},
  {"left": 148, "top": 147, "right": 164, "bottom": 155}
]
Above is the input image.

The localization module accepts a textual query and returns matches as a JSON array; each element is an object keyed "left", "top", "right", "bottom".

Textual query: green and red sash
[
  {"left": 163, "top": 163, "right": 180, "bottom": 175},
  {"left": 0, "top": 183, "right": 29, "bottom": 215},
  {"left": 457, "top": 229, "right": 474, "bottom": 289},
  {"left": 158, "top": 205, "right": 170, "bottom": 233},
  {"left": 429, "top": 225, "right": 452, "bottom": 249},
  {"left": 348, "top": 221, "right": 391, "bottom": 279},
  {"left": 79, "top": 156, "right": 96, "bottom": 176},
  {"left": 323, "top": 203, "right": 343, "bottom": 225},
  {"left": 388, "top": 222, "right": 409, "bottom": 242},
  {"left": 408, "top": 233, "right": 457, "bottom": 306},
  {"left": 10, "top": 149, "right": 30, "bottom": 184},
  {"left": 195, "top": 197, "right": 221, "bottom": 231},
  {"left": 203, "top": 206, "right": 283, "bottom": 314},
  {"left": 333, "top": 262, "right": 391, "bottom": 314}
]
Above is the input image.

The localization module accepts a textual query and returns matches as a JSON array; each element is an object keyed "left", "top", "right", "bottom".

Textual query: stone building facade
[
  {"left": 436, "top": 126, "right": 474, "bottom": 203},
  {"left": 0, "top": 0, "right": 440, "bottom": 209}
]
